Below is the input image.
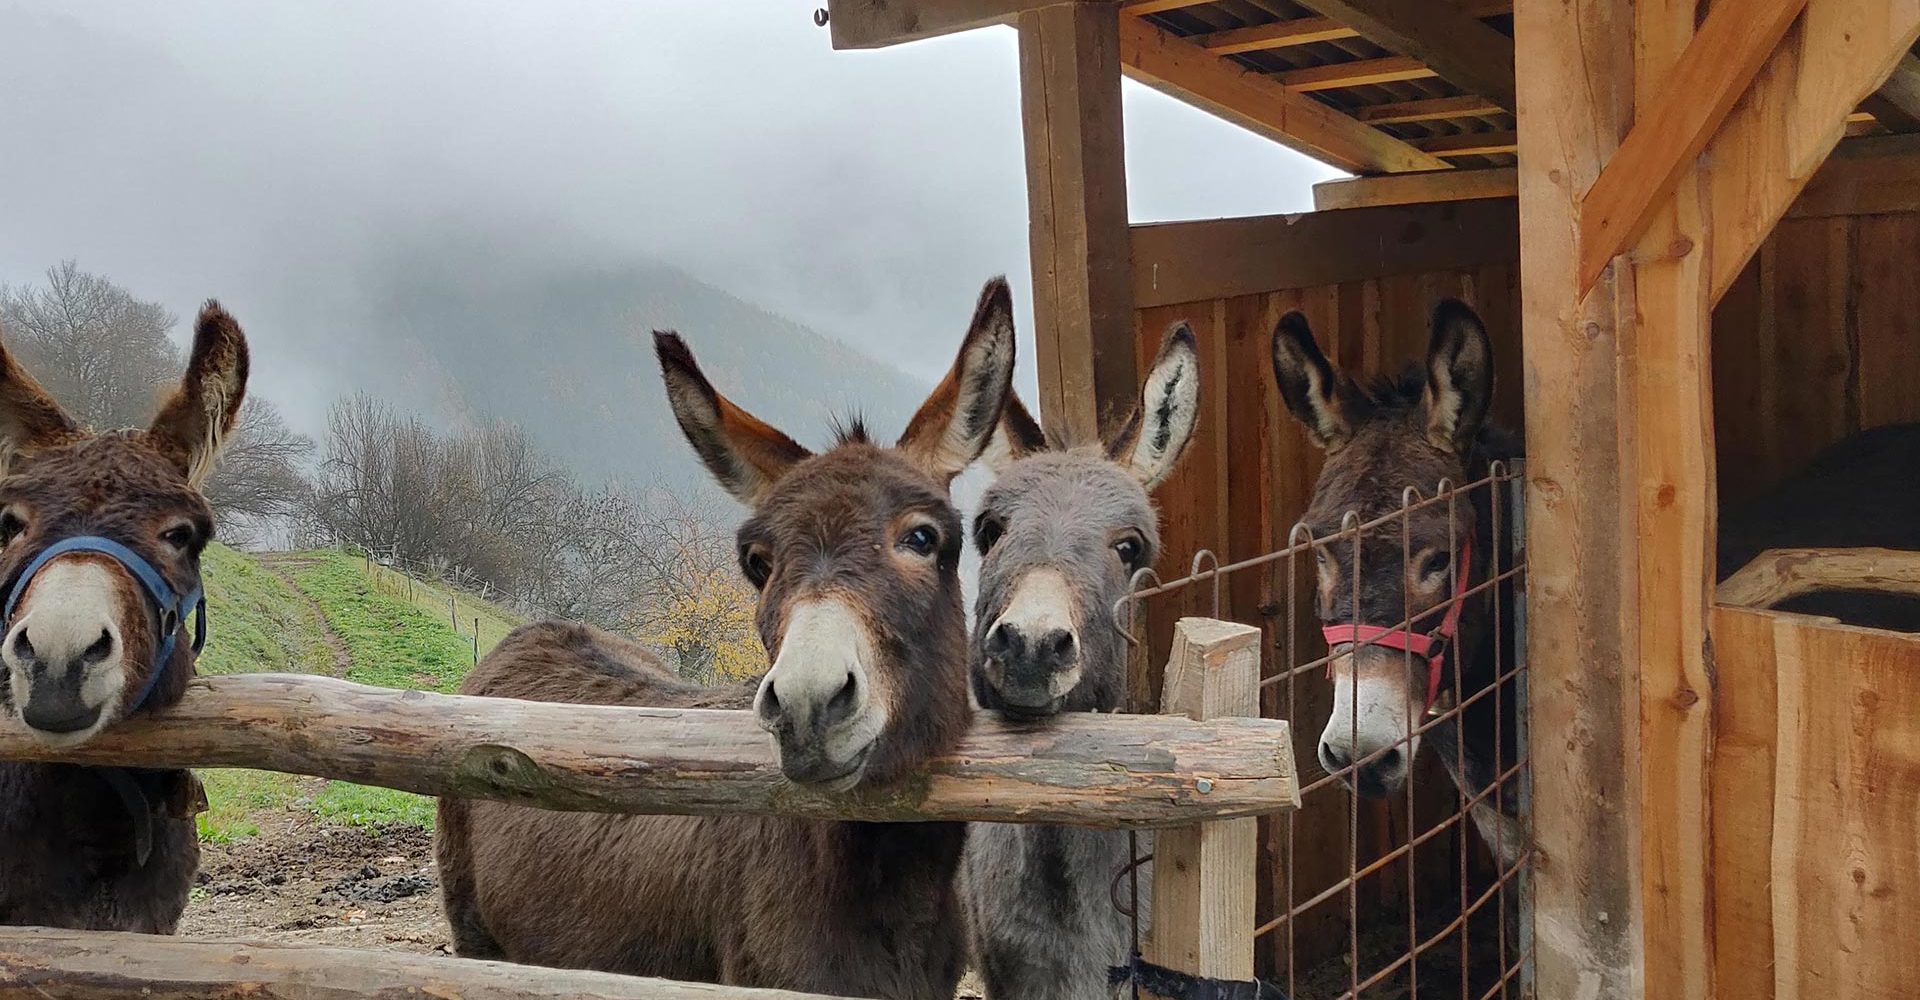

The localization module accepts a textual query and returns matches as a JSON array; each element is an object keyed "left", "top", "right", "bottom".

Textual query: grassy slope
[{"left": 196, "top": 546, "right": 524, "bottom": 838}]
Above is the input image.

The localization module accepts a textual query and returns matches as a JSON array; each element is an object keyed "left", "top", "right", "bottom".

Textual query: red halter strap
[{"left": 1320, "top": 535, "right": 1473, "bottom": 712}]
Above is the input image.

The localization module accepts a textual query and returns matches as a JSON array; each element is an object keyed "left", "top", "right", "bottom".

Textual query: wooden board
[
  {"left": 1709, "top": 607, "right": 1781, "bottom": 1000},
  {"left": 1769, "top": 616, "right": 1920, "bottom": 999}
]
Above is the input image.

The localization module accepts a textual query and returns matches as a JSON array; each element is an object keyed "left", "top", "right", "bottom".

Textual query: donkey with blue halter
[
  {"left": 0, "top": 303, "right": 249, "bottom": 932},
  {"left": 962, "top": 325, "right": 1201, "bottom": 1000}
]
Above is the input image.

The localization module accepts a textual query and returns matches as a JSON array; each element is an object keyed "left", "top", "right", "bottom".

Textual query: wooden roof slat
[
  {"left": 1355, "top": 94, "right": 1504, "bottom": 123},
  {"left": 1285, "top": 0, "right": 1517, "bottom": 109},
  {"left": 1859, "top": 52, "right": 1920, "bottom": 131},
  {"left": 1121, "top": 0, "right": 1217, "bottom": 15},
  {"left": 1279, "top": 55, "right": 1436, "bottom": 91},
  {"left": 1576, "top": 0, "right": 1810, "bottom": 293},
  {"left": 1312, "top": 165, "right": 1517, "bottom": 209},
  {"left": 1118, "top": 16, "right": 1450, "bottom": 174},
  {"left": 1198, "top": 16, "right": 1359, "bottom": 54},
  {"left": 1412, "top": 129, "right": 1517, "bottom": 156}
]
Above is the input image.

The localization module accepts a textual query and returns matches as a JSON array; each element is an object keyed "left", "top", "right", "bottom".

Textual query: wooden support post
[
  {"left": 0, "top": 673, "right": 1299, "bottom": 828},
  {"left": 1020, "top": 2, "right": 1136, "bottom": 442},
  {"left": 1513, "top": 1, "right": 1642, "bottom": 999},
  {"left": 1143, "top": 618, "right": 1262, "bottom": 994}
]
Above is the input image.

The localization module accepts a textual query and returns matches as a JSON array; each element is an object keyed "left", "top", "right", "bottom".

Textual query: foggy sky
[{"left": 0, "top": 0, "right": 1341, "bottom": 435}]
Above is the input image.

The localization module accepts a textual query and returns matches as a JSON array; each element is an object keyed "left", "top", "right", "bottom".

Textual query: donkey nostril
[
  {"left": 824, "top": 672, "right": 861, "bottom": 726},
  {"left": 984, "top": 623, "right": 1015, "bottom": 660},
  {"left": 1378, "top": 748, "right": 1403, "bottom": 771},
  {"left": 84, "top": 629, "right": 113, "bottom": 662},
  {"left": 757, "top": 683, "right": 783, "bottom": 723},
  {"left": 1320, "top": 742, "right": 1352, "bottom": 770},
  {"left": 11, "top": 629, "right": 32, "bottom": 661},
  {"left": 1045, "top": 630, "right": 1076, "bottom": 663}
]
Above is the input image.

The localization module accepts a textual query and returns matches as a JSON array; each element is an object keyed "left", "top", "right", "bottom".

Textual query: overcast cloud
[{"left": 0, "top": 0, "right": 1341, "bottom": 433}]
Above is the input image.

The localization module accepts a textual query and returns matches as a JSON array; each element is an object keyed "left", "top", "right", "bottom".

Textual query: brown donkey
[
  {"left": 1269, "top": 300, "right": 1526, "bottom": 869},
  {"left": 0, "top": 304, "right": 250, "bottom": 931},
  {"left": 435, "top": 279, "right": 1017, "bottom": 997}
]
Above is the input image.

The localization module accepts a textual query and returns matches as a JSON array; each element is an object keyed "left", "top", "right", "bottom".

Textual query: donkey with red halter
[
  {"left": 961, "top": 325, "right": 1200, "bottom": 1000},
  {"left": 0, "top": 304, "right": 249, "bottom": 932},
  {"left": 435, "top": 279, "right": 1017, "bottom": 998},
  {"left": 1269, "top": 300, "right": 1526, "bottom": 869}
]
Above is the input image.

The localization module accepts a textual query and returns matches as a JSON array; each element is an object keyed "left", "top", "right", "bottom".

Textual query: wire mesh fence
[{"left": 1117, "top": 462, "right": 1532, "bottom": 1000}]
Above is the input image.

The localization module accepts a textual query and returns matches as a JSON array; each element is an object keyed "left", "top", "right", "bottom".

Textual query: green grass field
[{"left": 194, "top": 545, "right": 525, "bottom": 841}]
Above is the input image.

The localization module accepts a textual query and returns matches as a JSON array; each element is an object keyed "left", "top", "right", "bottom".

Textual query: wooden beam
[
  {"left": 1860, "top": 52, "right": 1920, "bottom": 130},
  {"left": 1278, "top": 55, "right": 1436, "bottom": 91},
  {"left": 1412, "top": 129, "right": 1517, "bottom": 156},
  {"left": 1706, "top": 0, "right": 1920, "bottom": 300},
  {"left": 1312, "top": 166, "right": 1516, "bottom": 209},
  {"left": 1355, "top": 94, "right": 1505, "bottom": 124},
  {"left": 1575, "top": 0, "right": 1809, "bottom": 295},
  {"left": 1119, "top": 17, "right": 1450, "bottom": 174},
  {"left": 1286, "top": 0, "right": 1518, "bottom": 109},
  {"left": 1716, "top": 547, "right": 1920, "bottom": 608},
  {"left": 1786, "top": 133, "right": 1920, "bottom": 217},
  {"left": 1130, "top": 196, "right": 1517, "bottom": 307},
  {"left": 0, "top": 674, "right": 1302, "bottom": 828},
  {"left": 1143, "top": 618, "right": 1261, "bottom": 994},
  {"left": 1195, "top": 16, "right": 1357, "bottom": 54},
  {"left": 1122, "top": 0, "right": 1211, "bottom": 14},
  {"left": 0, "top": 927, "right": 840, "bottom": 999},
  {"left": 1021, "top": 3, "right": 1136, "bottom": 442},
  {"left": 826, "top": 0, "right": 1041, "bottom": 48},
  {"left": 1513, "top": 0, "right": 1642, "bottom": 997}
]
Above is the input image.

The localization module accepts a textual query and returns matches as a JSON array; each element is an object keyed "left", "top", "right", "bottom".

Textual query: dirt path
[{"left": 257, "top": 553, "right": 354, "bottom": 678}]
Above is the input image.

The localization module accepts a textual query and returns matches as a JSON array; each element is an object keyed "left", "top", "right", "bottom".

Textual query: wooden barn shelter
[{"left": 822, "top": 1, "right": 1920, "bottom": 998}]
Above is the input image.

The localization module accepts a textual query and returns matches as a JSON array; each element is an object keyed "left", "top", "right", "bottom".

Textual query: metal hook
[
  {"left": 1188, "top": 548, "right": 1222, "bottom": 617},
  {"left": 1111, "top": 566, "right": 1163, "bottom": 649},
  {"left": 812, "top": 7, "right": 829, "bottom": 26}
]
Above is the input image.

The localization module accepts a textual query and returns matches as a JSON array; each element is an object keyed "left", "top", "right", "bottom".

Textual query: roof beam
[
  {"left": 1413, "top": 129, "right": 1518, "bottom": 157},
  {"left": 1859, "top": 52, "right": 1920, "bottom": 131},
  {"left": 1285, "top": 0, "right": 1518, "bottom": 109},
  {"left": 1118, "top": 17, "right": 1449, "bottom": 174},
  {"left": 1312, "top": 166, "right": 1517, "bottom": 209},
  {"left": 1197, "top": 16, "right": 1357, "bottom": 54},
  {"left": 1356, "top": 95, "right": 1504, "bottom": 124},
  {"left": 1279, "top": 55, "right": 1436, "bottom": 91},
  {"left": 1576, "top": 0, "right": 1809, "bottom": 294},
  {"left": 825, "top": 0, "right": 1045, "bottom": 48}
]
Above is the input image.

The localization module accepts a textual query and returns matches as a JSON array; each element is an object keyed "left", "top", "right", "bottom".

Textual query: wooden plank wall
[
  {"left": 1714, "top": 210, "right": 1920, "bottom": 505},
  {"left": 1127, "top": 198, "right": 1523, "bottom": 978},
  {"left": 1709, "top": 607, "right": 1920, "bottom": 999}
]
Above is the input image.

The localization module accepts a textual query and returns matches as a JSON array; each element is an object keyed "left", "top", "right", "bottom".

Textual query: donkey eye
[
  {"left": 898, "top": 525, "right": 940, "bottom": 558},
  {"left": 739, "top": 545, "right": 773, "bottom": 589},
  {"left": 1113, "top": 535, "right": 1145, "bottom": 569},
  {"left": 0, "top": 512, "right": 23, "bottom": 547},
  {"left": 1419, "top": 550, "right": 1452, "bottom": 580},
  {"left": 162, "top": 526, "right": 196, "bottom": 551},
  {"left": 973, "top": 515, "right": 1005, "bottom": 555}
]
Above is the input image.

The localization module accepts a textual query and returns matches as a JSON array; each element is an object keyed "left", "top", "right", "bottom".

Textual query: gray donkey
[{"left": 962, "top": 325, "right": 1201, "bottom": 999}]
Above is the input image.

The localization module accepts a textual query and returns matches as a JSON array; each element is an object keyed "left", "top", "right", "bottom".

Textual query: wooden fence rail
[
  {"left": 0, "top": 927, "right": 838, "bottom": 1000},
  {"left": 0, "top": 673, "right": 1300, "bottom": 828}
]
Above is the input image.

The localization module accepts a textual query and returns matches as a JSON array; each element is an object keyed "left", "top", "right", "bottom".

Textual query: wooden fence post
[{"left": 1144, "top": 617, "right": 1262, "bottom": 994}]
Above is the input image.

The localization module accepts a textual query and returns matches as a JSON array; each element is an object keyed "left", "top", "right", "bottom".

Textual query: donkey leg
[{"left": 433, "top": 797, "right": 503, "bottom": 959}]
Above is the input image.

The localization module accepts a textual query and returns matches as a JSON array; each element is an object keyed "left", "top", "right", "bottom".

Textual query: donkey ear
[
  {"left": 979, "top": 391, "right": 1049, "bottom": 474},
  {"left": 0, "top": 324, "right": 79, "bottom": 476},
  {"left": 896, "top": 276, "right": 1017, "bottom": 485},
  {"left": 1270, "top": 311, "right": 1349, "bottom": 450},
  {"left": 1420, "top": 299, "right": 1493, "bottom": 454},
  {"left": 147, "top": 301, "right": 250, "bottom": 486},
  {"left": 655, "top": 330, "right": 813, "bottom": 506},
  {"left": 1106, "top": 322, "right": 1200, "bottom": 490}
]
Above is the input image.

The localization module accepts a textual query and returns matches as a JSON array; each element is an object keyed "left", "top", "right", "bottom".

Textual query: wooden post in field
[
  {"left": 473, "top": 618, "right": 481, "bottom": 663},
  {"left": 1143, "top": 617, "right": 1261, "bottom": 995},
  {"left": 1018, "top": 1, "right": 1136, "bottom": 442}
]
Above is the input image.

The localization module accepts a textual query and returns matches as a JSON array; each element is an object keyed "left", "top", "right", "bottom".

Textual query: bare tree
[
  {"left": 0, "top": 261, "right": 180, "bottom": 430},
  {"left": 202, "top": 397, "right": 314, "bottom": 544}
]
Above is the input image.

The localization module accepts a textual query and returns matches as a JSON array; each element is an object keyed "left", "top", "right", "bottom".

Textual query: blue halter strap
[{"left": 3, "top": 535, "right": 206, "bottom": 715}]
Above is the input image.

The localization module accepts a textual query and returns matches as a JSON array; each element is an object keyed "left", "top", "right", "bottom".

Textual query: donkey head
[
  {"left": 0, "top": 303, "right": 248, "bottom": 747},
  {"left": 656, "top": 278, "right": 1016, "bottom": 790},
  {"left": 1271, "top": 300, "right": 1493, "bottom": 797},
  {"left": 971, "top": 325, "right": 1200, "bottom": 718}
]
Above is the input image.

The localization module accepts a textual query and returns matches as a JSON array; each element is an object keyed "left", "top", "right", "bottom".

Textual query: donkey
[
  {"left": 0, "top": 303, "right": 249, "bottom": 932},
  {"left": 434, "top": 278, "right": 1018, "bottom": 998},
  {"left": 1268, "top": 300, "right": 1526, "bottom": 869},
  {"left": 961, "top": 325, "right": 1200, "bottom": 1000}
]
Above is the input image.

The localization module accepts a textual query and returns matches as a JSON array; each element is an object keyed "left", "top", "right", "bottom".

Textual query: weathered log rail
[
  {"left": 0, "top": 927, "right": 838, "bottom": 999},
  {"left": 1717, "top": 546, "right": 1920, "bottom": 610},
  {"left": 0, "top": 673, "right": 1300, "bottom": 828}
]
